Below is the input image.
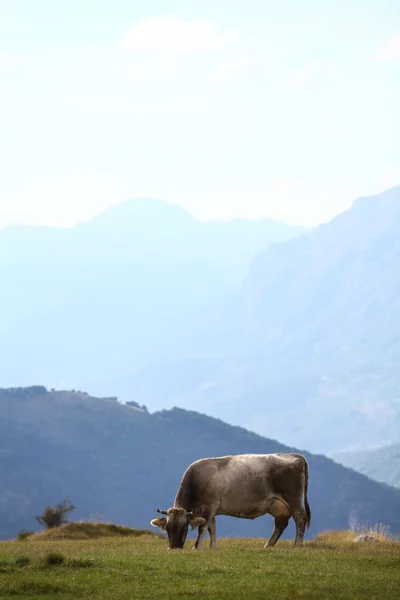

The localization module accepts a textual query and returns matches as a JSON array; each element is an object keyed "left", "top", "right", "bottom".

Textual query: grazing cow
[{"left": 151, "top": 453, "right": 311, "bottom": 550}]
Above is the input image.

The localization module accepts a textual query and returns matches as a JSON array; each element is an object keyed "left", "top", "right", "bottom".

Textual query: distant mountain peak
[
  {"left": 352, "top": 184, "right": 400, "bottom": 211},
  {"left": 79, "top": 198, "right": 198, "bottom": 231}
]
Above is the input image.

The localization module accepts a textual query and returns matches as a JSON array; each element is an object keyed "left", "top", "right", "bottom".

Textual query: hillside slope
[
  {"left": 1, "top": 387, "right": 400, "bottom": 541},
  {"left": 334, "top": 444, "right": 400, "bottom": 488},
  {"left": 225, "top": 184, "right": 400, "bottom": 369},
  {"left": 125, "top": 186, "right": 400, "bottom": 453}
]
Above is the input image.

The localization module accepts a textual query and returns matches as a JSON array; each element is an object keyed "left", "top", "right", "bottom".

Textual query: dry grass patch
[
  {"left": 355, "top": 523, "right": 394, "bottom": 541},
  {"left": 28, "top": 521, "right": 155, "bottom": 541},
  {"left": 314, "top": 529, "right": 356, "bottom": 544},
  {"left": 315, "top": 523, "right": 395, "bottom": 545}
]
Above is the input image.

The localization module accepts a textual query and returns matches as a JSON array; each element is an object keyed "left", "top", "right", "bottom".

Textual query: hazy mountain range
[
  {"left": 1, "top": 387, "right": 400, "bottom": 541},
  {"left": 334, "top": 444, "right": 400, "bottom": 488},
  {"left": 95, "top": 186, "right": 400, "bottom": 454},
  {"left": 0, "top": 198, "right": 304, "bottom": 390},
  {"left": 1, "top": 187, "right": 400, "bottom": 455}
]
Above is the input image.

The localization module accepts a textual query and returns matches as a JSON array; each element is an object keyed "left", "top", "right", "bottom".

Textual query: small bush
[
  {"left": 36, "top": 499, "right": 75, "bottom": 529},
  {"left": 0, "top": 558, "right": 11, "bottom": 568},
  {"left": 44, "top": 552, "right": 65, "bottom": 566},
  {"left": 17, "top": 530, "right": 34, "bottom": 541},
  {"left": 15, "top": 556, "right": 31, "bottom": 567}
]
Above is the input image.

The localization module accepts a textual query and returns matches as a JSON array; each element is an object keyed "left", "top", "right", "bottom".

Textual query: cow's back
[{"left": 176, "top": 453, "right": 306, "bottom": 516}]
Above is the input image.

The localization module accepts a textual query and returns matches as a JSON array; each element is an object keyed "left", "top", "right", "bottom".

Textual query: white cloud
[
  {"left": 212, "top": 55, "right": 271, "bottom": 81},
  {"left": 373, "top": 34, "right": 400, "bottom": 62},
  {"left": 0, "top": 51, "right": 33, "bottom": 70},
  {"left": 0, "top": 9, "right": 10, "bottom": 23},
  {"left": 294, "top": 60, "right": 337, "bottom": 87},
  {"left": 121, "top": 15, "right": 238, "bottom": 54}
]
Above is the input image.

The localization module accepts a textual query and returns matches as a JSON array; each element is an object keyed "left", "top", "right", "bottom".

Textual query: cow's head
[{"left": 151, "top": 508, "right": 205, "bottom": 549}]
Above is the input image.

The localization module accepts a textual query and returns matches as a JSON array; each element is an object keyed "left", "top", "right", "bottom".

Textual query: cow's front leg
[
  {"left": 193, "top": 521, "right": 208, "bottom": 550},
  {"left": 193, "top": 511, "right": 216, "bottom": 550}
]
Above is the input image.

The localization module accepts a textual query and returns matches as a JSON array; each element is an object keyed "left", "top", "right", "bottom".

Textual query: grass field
[{"left": 0, "top": 527, "right": 399, "bottom": 600}]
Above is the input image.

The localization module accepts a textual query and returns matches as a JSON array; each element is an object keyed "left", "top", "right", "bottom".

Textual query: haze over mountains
[
  {"left": 103, "top": 186, "right": 400, "bottom": 454},
  {"left": 1, "top": 186, "right": 400, "bottom": 456},
  {"left": 1, "top": 387, "right": 400, "bottom": 541},
  {"left": 0, "top": 199, "right": 303, "bottom": 390},
  {"left": 335, "top": 444, "right": 400, "bottom": 489}
]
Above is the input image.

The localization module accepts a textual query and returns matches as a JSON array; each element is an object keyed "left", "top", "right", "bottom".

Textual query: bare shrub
[{"left": 35, "top": 499, "right": 75, "bottom": 529}]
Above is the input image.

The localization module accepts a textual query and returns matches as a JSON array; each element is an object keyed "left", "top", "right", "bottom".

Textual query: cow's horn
[
  {"left": 157, "top": 509, "right": 168, "bottom": 515},
  {"left": 186, "top": 511, "right": 194, "bottom": 516}
]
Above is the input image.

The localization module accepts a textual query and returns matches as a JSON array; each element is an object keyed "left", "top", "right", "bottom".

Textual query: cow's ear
[
  {"left": 150, "top": 517, "right": 167, "bottom": 531},
  {"left": 188, "top": 516, "right": 206, "bottom": 530}
]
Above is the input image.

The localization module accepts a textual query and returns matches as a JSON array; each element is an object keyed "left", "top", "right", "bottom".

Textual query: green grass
[{"left": 0, "top": 532, "right": 399, "bottom": 599}]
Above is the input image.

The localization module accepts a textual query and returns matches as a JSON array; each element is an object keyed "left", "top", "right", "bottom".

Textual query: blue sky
[{"left": 0, "top": 0, "right": 399, "bottom": 227}]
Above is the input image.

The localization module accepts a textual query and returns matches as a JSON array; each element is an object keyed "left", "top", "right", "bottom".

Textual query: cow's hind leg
[
  {"left": 265, "top": 516, "right": 289, "bottom": 548},
  {"left": 264, "top": 497, "right": 291, "bottom": 548},
  {"left": 293, "top": 507, "right": 307, "bottom": 545},
  {"left": 208, "top": 517, "right": 217, "bottom": 549}
]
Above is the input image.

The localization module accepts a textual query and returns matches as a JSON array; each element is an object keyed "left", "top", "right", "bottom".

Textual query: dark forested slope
[{"left": 1, "top": 387, "right": 400, "bottom": 541}]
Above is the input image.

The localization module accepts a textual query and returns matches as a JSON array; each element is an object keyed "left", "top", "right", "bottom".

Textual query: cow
[{"left": 150, "top": 453, "right": 311, "bottom": 550}]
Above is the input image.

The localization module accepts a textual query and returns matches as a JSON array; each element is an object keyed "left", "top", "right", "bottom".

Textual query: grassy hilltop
[{"left": 0, "top": 529, "right": 399, "bottom": 600}]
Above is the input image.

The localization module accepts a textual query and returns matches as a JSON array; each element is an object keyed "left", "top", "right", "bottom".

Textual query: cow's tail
[{"left": 304, "top": 458, "right": 311, "bottom": 529}]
